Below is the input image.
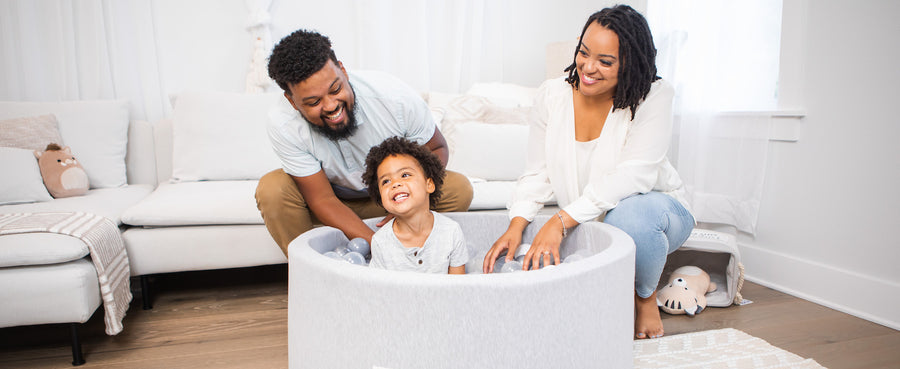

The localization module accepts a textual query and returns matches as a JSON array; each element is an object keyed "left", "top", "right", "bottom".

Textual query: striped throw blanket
[{"left": 0, "top": 212, "right": 132, "bottom": 335}]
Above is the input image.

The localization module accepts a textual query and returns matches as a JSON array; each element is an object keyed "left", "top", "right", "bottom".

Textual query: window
[{"left": 647, "top": 0, "right": 783, "bottom": 112}]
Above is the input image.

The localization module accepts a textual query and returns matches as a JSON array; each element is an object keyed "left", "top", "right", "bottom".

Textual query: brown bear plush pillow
[{"left": 34, "top": 143, "right": 89, "bottom": 198}]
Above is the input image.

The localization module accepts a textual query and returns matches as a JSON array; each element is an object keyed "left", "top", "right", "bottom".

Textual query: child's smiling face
[{"left": 376, "top": 154, "right": 435, "bottom": 217}]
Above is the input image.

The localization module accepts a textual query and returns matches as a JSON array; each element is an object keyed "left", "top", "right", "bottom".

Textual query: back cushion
[
  {"left": 170, "top": 91, "right": 283, "bottom": 182},
  {"left": 0, "top": 100, "right": 130, "bottom": 188}
]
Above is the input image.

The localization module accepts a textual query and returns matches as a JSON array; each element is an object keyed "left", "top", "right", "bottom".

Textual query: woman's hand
[
  {"left": 522, "top": 211, "right": 572, "bottom": 270},
  {"left": 483, "top": 217, "right": 529, "bottom": 273},
  {"left": 522, "top": 223, "right": 562, "bottom": 270}
]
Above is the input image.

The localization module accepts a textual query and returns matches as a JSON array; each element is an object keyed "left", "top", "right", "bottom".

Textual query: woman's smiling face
[{"left": 575, "top": 22, "right": 620, "bottom": 99}]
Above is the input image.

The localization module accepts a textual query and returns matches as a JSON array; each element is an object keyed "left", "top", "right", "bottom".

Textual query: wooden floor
[{"left": 1, "top": 264, "right": 898, "bottom": 369}]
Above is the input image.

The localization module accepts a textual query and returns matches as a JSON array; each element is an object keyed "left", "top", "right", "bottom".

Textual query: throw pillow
[
  {"left": 0, "top": 147, "right": 54, "bottom": 205},
  {"left": 0, "top": 114, "right": 64, "bottom": 152},
  {"left": 445, "top": 122, "right": 529, "bottom": 181},
  {"left": 35, "top": 143, "right": 90, "bottom": 198},
  {"left": 0, "top": 100, "right": 130, "bottom": 189}
]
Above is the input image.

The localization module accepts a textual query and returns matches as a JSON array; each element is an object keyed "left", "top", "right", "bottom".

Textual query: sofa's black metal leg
[
  {"left": 141, "top": 275, "right": 153, "bottom": 310},
  {"left": 70, "top": 323, "right": 85, "bottom": 366}
]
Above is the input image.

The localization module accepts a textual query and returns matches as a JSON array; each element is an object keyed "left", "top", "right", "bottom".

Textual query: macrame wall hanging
[{"left": 245, "top": 0, "right": 274, "bottom": 93}]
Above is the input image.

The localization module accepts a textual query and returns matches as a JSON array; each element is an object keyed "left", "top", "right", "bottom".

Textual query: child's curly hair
[{"left": 363, "top": 136, "right": 444, "bottom": 209}]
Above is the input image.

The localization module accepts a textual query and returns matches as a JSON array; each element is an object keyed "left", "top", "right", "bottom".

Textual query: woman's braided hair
[{"left": 564, "top": 5, "right": 660, "bottom": 120}]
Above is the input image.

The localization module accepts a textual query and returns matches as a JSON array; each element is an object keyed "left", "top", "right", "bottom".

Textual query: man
[{"left": 256, "top": 29, "right": 473, "bottom": 255}]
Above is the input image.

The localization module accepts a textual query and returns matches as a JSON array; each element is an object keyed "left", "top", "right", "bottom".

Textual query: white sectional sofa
[{"left": 0, "top": 82, "right": 540, "bottom": 365}]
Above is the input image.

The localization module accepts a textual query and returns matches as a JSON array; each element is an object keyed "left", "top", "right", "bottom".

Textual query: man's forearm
[
  {"left": 309, "top": 198, "right": 376, "bottom": 243},
  {"left": 431, "top": 146, "right": 449, "bottom": 166}
]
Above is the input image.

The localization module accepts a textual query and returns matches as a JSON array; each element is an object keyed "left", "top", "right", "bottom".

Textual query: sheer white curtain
[
  {"left": 0, "top": 0, "right": 166, "bottom": 122},
  {"left": 1, "top": 0, "right": 580, "bottom": 122},
  {"left": 307, "top": 0, "right": 506, "bottom": 93},
  {"left": 647, "top": 0, "right": 783, "bottom": 234}
]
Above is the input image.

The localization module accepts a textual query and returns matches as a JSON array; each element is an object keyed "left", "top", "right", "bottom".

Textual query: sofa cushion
[
  {"left": 123, "top": 225, "right": 284, "bottom": 276},
  {"left": 428, "top": 94, "right": 531, "bottom": 180},
  {"left": 468, "top": 180, "right": 517, "bottom": 211},
  {"left": 0, "top": 147, "right": 53, "bottom": 206},
  {"left": 121, "top": 181, "right": 263, "bottom": 226},
  {"left": 0, "top": 233, "right": 89, "bottom": 267},
  {"left": 0, "top": 258, "right": 101, "bottom": 327},
  {"left": 426, "top": 83, "right": 536, "bottom": 184},
  {"left": 0, "top": 184, "right": 154, "bottom": 225},
  {"left": 446, "top": 122, "right": 529, "bottom": 181},
  {"left": 170, "top": 91, "right": 282, "bottom": 182},
  {"left": 0, "top": 100, "right": 131, "bottom": 189},
  {"left": 0, "top": 114, "right": 64, "bottom": 152}
]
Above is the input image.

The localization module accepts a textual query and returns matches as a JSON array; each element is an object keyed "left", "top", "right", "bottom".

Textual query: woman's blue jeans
[{"left": 603, "top": 191, "right": 695, "bottom": 298}]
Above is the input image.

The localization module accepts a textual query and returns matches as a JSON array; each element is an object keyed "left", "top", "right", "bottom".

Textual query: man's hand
[
  {"left": 293, "top": 170, "right": 375, "bottom": 242},
  {"left": 376, "top": 214, "right": 395, "bottom": 227}
]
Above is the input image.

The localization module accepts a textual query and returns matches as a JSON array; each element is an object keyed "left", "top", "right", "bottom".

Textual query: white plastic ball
[
  {"left": 491, "top": 257, "right": 507, "bottom": 274},
  {"left": 515, "top": 243, "right": 532, "bottom": 258},
  {"left": 323, "top": 251, "right": 342, "bottom": 260},
  {"left": 334, "top": 245, "right": 350, "bottom": 256},
  {"left": 501, "top": 260, "right": 523, "bottom": 273}
]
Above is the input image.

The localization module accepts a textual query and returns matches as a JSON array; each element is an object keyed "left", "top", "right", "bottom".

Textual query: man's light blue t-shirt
[{"left": 267, "top": 71, "right": 436, "bottom": 195}]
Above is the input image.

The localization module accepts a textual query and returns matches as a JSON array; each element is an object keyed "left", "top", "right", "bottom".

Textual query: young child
[{"left": 362, "top": 136, "right": 468, "bottom": 274}]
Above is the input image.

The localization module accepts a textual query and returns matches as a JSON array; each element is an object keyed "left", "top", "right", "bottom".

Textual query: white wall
[{"left": 740, "top": 0, "right": 900, "bottom": 329}]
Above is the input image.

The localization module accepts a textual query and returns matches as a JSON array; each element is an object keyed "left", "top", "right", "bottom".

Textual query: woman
[{"left": 482, "top": 5, "right": 694, "bottom": 340}]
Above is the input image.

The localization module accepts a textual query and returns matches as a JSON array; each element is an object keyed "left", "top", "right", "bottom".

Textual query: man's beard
[{"left": 309, "top": 101, "right": 359, "bottom": 141}]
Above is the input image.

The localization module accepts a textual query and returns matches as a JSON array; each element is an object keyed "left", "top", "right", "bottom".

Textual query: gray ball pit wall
[{"left": 287, "top": 212, "right": 636, "bottom": 369}]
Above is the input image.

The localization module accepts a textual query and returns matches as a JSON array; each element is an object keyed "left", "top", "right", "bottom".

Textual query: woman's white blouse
[{"left": 508, "top": 77, "right": 691, "bottom": 224}]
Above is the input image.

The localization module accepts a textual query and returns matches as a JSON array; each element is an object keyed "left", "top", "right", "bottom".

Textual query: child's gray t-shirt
[{"left": 369, "top": 212, "right": 468, "bottom": 273}]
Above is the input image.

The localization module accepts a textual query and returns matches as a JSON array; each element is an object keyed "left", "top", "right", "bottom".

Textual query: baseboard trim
[{"left": 739, "top": 242, "right": 900, "bottom": 331}]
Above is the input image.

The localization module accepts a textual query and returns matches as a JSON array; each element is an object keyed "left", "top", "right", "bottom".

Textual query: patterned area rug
[{"left": 634, "top": 328, "right": 827, "bottom": 368}]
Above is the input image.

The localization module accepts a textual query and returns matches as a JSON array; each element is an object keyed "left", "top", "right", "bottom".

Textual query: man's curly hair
[
  {"left": 363, "top": 137, "right": 444, "bottom": 209},
  {"left": 268, "top": 29, "right": 338, "bottom": 94}
]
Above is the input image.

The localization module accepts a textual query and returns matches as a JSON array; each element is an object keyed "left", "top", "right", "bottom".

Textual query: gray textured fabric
[{"left": 288, "top": 211, "right": 636, "bottom": 369}]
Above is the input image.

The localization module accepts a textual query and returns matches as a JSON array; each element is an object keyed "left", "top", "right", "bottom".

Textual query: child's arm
[
  {"left": 447, "top": 219, "right": 468, "bottom": 275},
  {"left": 368, "top": 234, "right": 385, "bottom": 269}
]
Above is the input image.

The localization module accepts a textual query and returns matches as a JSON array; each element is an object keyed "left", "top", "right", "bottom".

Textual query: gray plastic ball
[
  {"left": 343, "top": 251, "right": 367, "bottom": 265},
  {"left": 347, "top": 237, "right": 370, "bottom": 256}
]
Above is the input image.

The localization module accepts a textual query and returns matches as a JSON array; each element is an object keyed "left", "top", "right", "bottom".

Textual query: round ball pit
[{"left": 287, "top": 212, "right": 635, "bottom": 369}]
